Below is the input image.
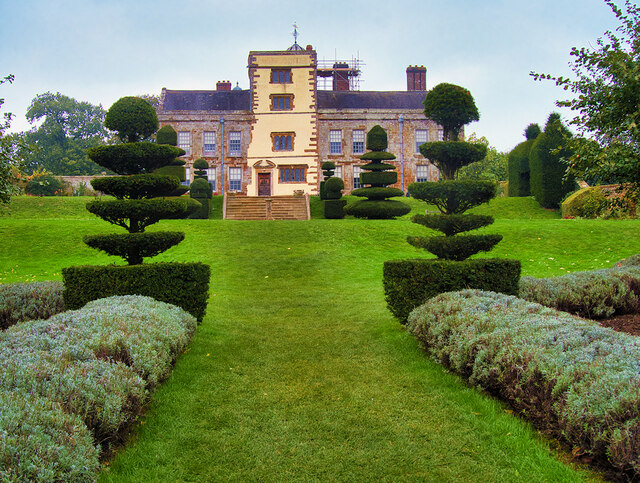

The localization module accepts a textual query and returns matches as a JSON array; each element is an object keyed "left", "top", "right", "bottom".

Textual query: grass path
[{"left": 98, "top": 220, "right": 598, "bottom": 481}]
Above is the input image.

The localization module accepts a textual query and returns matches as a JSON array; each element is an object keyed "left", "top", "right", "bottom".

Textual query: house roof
[
  {"left": 161, "top": 90, "right": 250, "bottom": 111},
  {"left": 160, "top": 89, "right": 427, "bottom": 112}
]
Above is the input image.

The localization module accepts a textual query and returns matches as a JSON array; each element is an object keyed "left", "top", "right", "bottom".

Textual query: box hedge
[
  {"left": 407, "top": 289, "right": 640, "bottom": 478},
  {"left": 62, "top": 262, "right": 210, "bottom": 322},
  {"left": 383, "top": 258, "right": 521, "bottom": 323}
]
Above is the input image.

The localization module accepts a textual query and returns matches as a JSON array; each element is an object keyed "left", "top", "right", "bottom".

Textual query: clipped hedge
[
  {"left": 87, "top": 143, "right": 185, "bottom": 175},
  {"left": 507, "top": 138, "right": 535, "bottom": 197},
  {"left": 406, "top": 234, "right": 503, "bottom": 261},
  {"left": 0, "top": 390, "right": 99, "bottom": 482},
  {"left": 154, "top": 165, "right": 186, "bottom": 182},
  {"left": 520, "top": 265, "right": 640, "bottom": 318},
  {"left": 91, "top": 174, "right": 180, "bottom": 200},
  {"left": 344, "top": 199, "right": 411, "bottom": 220},
  {"left": 62, "top": 262, "right": 210, "bottom": 321},
  {"left": 323, "top": 199, "right": 346, "bottom": 219},
  {"left": 83, "top": 231, "right": 186, "bottom": 265},
  {"left": 0, "top": 281, "right": 65, "bottom": 330},
  {"left": 407, "top": 290, "right": 640, "bottom": 477},
  {"left": 408, "top": 180, "right": 497, "bottom": 215},
  {"left": 383, "top": 258, "right": 521, "bottom": 323}
]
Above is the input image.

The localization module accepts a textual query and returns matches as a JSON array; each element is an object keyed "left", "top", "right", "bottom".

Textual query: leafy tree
[
  {"left": 19, "top": 92, "right": 108, "bottom": 175},
  {"left": 105, "top": 96, "right": 158, "bottom": 143},
  {"left": 531, "top": 0, "right": 640, "bottom": 200},
  {"left": 423, "top": 83, "right": 480, "bottom": 141},
  {"left": 0, "top": 75, "right": 25, "bottom": 204},
  {"left": 457, "top": 134, "right": 508, "bottom": 181}
]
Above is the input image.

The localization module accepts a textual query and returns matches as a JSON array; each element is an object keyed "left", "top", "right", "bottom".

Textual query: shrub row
[
  {"left": 62, "top": 262, "right": 210, "bottom": 321},
  {"left": 407, "top": 290, "right": 640, "bottom": 478},
  {"left": 0, "top": 281, "right": 65, "bottom": 330},
  {"left": 383, "top": 258, "right": 521, "bottom": 323},
  {"left": 520, "top": 264, "right": 640, "bottom": 318},
  {"left": 0, "top": 295, "right": 197, "bottom": 480}
]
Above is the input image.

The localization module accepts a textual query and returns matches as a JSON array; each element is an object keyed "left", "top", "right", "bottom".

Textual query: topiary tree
[
  {"left": 189, "top": 158, "right": 212, "bottom": 218},
  {"left": 104, "top": 96, "right": 158, "bottom": 143},
  {"left": 319, "top": 161, "right": 335, "bottom": 200},
  {"left": 507, "top": 123, "right": 541, "bottom": 197},
  {"left": 529, "top": 113, "right": 576, "bottom": 209},
  {"left": 384, "top": 84, "right": 520, "bottom": 323},
  {"left": 343, "top": 126, "right": 410, "bottom": 219},
  {"left": 323, "top": 176, "right": 346, "bottom": 219},
  {"left": 156, "top": 124, "right": 177, "bottom": 146}
]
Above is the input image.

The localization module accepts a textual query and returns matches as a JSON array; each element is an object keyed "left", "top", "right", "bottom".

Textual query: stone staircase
[{"left": 224, "top": 195, "right": 310, "bottom": 220}]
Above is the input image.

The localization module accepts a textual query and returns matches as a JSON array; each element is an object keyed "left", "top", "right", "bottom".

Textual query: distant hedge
[
  {"left": 62, "top": 262, "right": 210, "bottom": 321},
  {"left": 507, "top": 139, "right": 534, "bottom": 197}
]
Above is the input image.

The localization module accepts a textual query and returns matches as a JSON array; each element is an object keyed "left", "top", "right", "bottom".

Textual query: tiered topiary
[
  {"left": 323, "top": 176, "right": 346, "bottom": 219},
  {"left": 529, "top": 113, "right": 576, "bottom": 209},
  {"left": 384, "top": 83, "right": 520, "bottom": 323},
  {"left": 343, "top": 125, "right": 410, "bottom": 219},
  {"left": 189, "top": 158, "right": 212, "bottom": 219},
  {"left": 154, "top": 124, "right": 187, "bottom": 188},
  {"left": 507, "top": 123, "right": 541, "bottom": 197},
  {"left": 62, "top": 96, "right": 210, "bottom": 321},
  {"left": 319, "top": 161, "right": 335, "bottom": 200}
]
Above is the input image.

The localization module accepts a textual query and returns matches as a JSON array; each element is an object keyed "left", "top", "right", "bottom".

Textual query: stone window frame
[
  {"left": 270, "top": 94, "right": 294, "bottom": 111},
  {"left": 270, "top": 69, "right": 292, "bottom": 84},
  {"left": 203, "top": 131, "right": 216, "bottom": 156},
  {"left": 229, "top": 131, "right": 242, "bottom": 156},
  {"left": 329, "top": 129, "right": 342, "bottom": 155},
  {"left": 353, "top": 165, "right": 362, "bottom": 189},
  {"left": 279, "top": 165, "right": 307, "bottom": 183},
  {"left": 415, "top": 129, "right": 427, "bottom": 153},
  {"left": 206, "top": 167, "right": 216, "bottom": 191},
  {"left": 416, "top": 165, "right": 430, "bottom": 183},
  {"left": 271, "top": 132, "right": 295, "bottom": 152},
  {"left": 228, "top": 167, "right": 242, "bottom": 191},
  {"left": 178, "top": 131, "right": 191, "bottom": 156},
  {"left": 352, "top": 129, "right": 365, "bottom": 154},
  {"left": 334, "top": 165, "right": 343, "bottom": 179}
]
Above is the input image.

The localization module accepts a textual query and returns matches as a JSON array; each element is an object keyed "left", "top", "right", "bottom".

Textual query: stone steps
[{"left": 224, "top": 195, "right": 310, "bottom": 220}]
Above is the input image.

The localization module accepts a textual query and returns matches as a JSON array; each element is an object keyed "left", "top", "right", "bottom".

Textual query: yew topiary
[
  {"left": 156, "top": 124, "right": 177, "bottom": 146},
  {"left": 104, "top": 96, "right": 158, "bottom": 143},
  {"left": 343, "top": 125, "right": 410, "bottom": 219}
]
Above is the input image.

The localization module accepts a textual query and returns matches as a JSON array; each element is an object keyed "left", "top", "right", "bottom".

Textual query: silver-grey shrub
[
  {"left": 407, "top": 290, "right": 640, "bottom": 477},
  {"left": 0, "top": 281, "right": 64, "bottom": 329},
  {"left": 0, "top": 390, "right": 99, "bottom": 482},
  {"left": 519, "top": 265, "right": 640, "bottom": 318}
]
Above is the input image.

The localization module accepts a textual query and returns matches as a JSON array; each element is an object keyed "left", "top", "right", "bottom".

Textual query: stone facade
[{"left": 157, "top": 46, "right": 440, "bottom": 196}]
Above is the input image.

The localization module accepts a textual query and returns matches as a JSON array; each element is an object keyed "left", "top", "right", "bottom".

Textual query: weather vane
[{"left": 292, "top": 22, "right": 299, "bottom": 43}]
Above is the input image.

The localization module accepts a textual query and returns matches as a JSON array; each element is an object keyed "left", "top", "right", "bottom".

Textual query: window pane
[
  {"left": 334, "top": 166, "right": 343, "bottom": 179},
  {"left": 329, "top": 130, "right": 342, "bottom": 154},
  {"left": 229, "top": 132, "right": 241, "bottom": 155},
  {"left": 352, "top": 129, "right": 365, "bottom": 154},
  {"left": 178, "top": 132, "right": 191, "bottom": 156},
  {"left": 415, "top": 129, "right": 427, "bottom": 153},
  {"left": 229, "top": 167, "right": 242, "bottom": 191},
  {"left": 353, "top": 166, "right": 362, "bottom": 189},
  {"left": 203, "top": 131, "right": 216, "bottom": 155},
  {"left": 416, "top": 165, "right": 429, "bottom": 182}
]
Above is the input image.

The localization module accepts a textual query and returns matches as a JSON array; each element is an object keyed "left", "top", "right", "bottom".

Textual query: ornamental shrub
[
  {"left": 88, "top": 143, "right": 185, "bottom": 175},
  {"left": 383, "top": 258, "right": 520, "bottom": 323},
  {"left": 62, "top": 262, "right": 211, "bottom": 321},
  {"left": 24, "top": 174, "right": 67, "bottom": 196},
  {"left": 324, "top": 176, "right": 344, "bottom": 200},
  {"left": 344, "top": 125, "right": 410, "bottom": 219},
  {"left": 91, "top": 174, "right": 180, "bottom": 199},
  {"left": 83, "top": 232, "right": 186, "bottom": 265},
  {"left": 407, "top": 289, "right": 640, "bottom": 477},
  {"left": 323, "top": 199, "right": 347, "bottom": 219},
  {"left": 561, "top": 186, "right": 611, "bottom": 218},
  {"left": 0, "top": 281, "right": 64, "bottom": 330},
  {"left": 423, "top": 83, "right": 479, "bottom": 141},
  {"left": 529, "top": 113, "right": 576, "bottom": 209},
  {"left": 104, "top": 96, "right": 158, "bottom": 143},
  {"left": 519, "top": 265, "right": 640, "bottom": 318},
  {"left": 156, "top": 124, "right": 177, "bottom": 145},
  {"left": 0, "top": 390, "right": 99, "bottom": 482},
  {"left": 419, "top": 141, "right": 487, "bottom": 180},
  {"left": 507, "top": 124, "right": 540, "bottom": 197}
]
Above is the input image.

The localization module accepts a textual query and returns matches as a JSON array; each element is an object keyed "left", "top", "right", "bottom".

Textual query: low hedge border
[
  {"left": 407, "top": 290, "right": 640, "bottom": 478},
  {"left": 62, "top": 262, "right": 210, "bottom": 322},
  {"left": 520, "top": 264, "right": 640, "bottom": 318},
  {"left": 0, "top": 281, "right": 65, "bottom": 330},
  {"left": 0, "top": 295, "right": 197, "bottom": 480},
  {"left": 383, "top": 258, "right": 521, "bottom": 323}
]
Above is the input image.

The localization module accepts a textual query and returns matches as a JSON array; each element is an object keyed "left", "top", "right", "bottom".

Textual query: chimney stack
[
  {"left": 332, "top": 62, "right": 350, "bottom": 91},
  {"left": 406, "top": 66, "right": 427, "bottom": 91},
  {"left": 216, "top": 80, "right": 232, "bottom": 91}
]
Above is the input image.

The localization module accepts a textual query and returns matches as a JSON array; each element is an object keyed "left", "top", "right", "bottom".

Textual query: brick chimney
[
  {"left": 216, "top": 80, "right": 232, "bottom": 91},
  {"left": 406, "top": 66, "right": 427, "bottom": 91},
  {"left": 333, "top": 62, "right": 350, "bottom": 91}
]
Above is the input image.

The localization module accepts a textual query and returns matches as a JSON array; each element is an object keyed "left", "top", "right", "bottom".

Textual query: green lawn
[{"left": 2, "top": 195, "right": 636, "bottom": 481}]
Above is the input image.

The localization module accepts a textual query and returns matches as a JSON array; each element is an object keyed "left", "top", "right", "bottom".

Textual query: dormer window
[{"left": 271, "top": 69, "right": 292, "bottom": 83}]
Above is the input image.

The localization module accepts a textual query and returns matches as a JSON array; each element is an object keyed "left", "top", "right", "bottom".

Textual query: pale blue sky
[{"left": 0, "top": 0, "right": 620, "bottom": 151}]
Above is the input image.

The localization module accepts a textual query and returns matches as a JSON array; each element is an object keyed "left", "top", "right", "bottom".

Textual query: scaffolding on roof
[{"left": 316, "top": 56, "right": 364, "bottom": 91}]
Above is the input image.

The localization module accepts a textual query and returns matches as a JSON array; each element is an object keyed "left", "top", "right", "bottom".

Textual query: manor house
[{"left": 157, "top": 42, "right": 442, "bottom": 197}]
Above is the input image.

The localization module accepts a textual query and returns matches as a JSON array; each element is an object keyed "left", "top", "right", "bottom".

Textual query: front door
[{"left": 258, "top": 173, "right": 271, "bottom": 196}]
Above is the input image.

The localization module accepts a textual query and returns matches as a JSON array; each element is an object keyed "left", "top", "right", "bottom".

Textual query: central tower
[{"left": 246, "top": 46, "right": 319, "bottom": 196}]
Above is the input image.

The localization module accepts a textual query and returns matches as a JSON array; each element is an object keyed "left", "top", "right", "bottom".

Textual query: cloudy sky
[{"left": 0, "top": 0, "right": 620, "bottom": 151}]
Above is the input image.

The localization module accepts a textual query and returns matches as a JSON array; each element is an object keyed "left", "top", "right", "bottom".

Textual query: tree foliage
[
  {"left": 423, "top": 83, "right": 480, "bottom": 141},
  {"left": 456, "top": 135, "right": 508, "bottom": 182},
  {"left": 0, "top": 75, "right": 26, "bottom": 203},
  {"left": 531, "top": 0, "right": 640, "bottom": 199},
  {"left": 104, "top": 96, "right": 158, "bottom": 143},
  {"left": 19, "top": 92, "right": 107, "bottom": 175}
]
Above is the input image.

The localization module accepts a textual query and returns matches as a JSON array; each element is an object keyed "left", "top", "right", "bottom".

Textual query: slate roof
[
  {"left": 160, "top": 89, "right": 426, "bottom": 112},
  {"left": 161, "top": 90, "right": 250, "bottom": 111},
  {"left": 317, "top": 91, "right": 426, "bottom": 110}
]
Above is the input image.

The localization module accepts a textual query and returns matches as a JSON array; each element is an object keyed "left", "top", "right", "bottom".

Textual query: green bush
[
  {"left": 321, "top": 161, "right": 335, "bottom": 178},
  {"left": 360, "top": 171, "right": 397, "bottom": 186},
  {"left": 87, "top": 143, "right": 185, "bottom": 175},
  {"left": 519, "top": 265, "right": 640, "bottom": 318},
  {"left": 0, "top": 281, "right": 64, "bottom": 330},
  {"left": 24, "top": 175, "right": 66, "bottom": 196},
  {"left": 529, "top": 113, "right": 576, "bottom": 209},
  {"left": 365, "top": 125, "right": 388, "bottom": 151},
  {"left": 383, "top": 258, "right": 521, "bottom": 323},
  {"left": 344, "top": 200, "right": 411, "bottom": 219},
  {"left": 83, "top": 231, "right": 186, "bottom": 265},
  {"left": 507, "top": 139, "right": 534, "bottom": 197},
  {"left": 91, "top": 174, "right": 180, "bottom": 199},
  {"left": 188, "top": 197, "right": 210, "bottom": 219},
  {"left": 422, "top": 83, "right": 479, "bottom": 140},
  {"left": 408, "top": 180, "right": 497, "bottom": 214},
  {"left": 407, "top": 234, "right": 503, "bottom": 261},
  {"left": 418, "top": 141, "right": 487, "bottom": 180},
  {"left": 0, "top": 390, "right": 99, "bottom": 482},
  {"left": 62, "top": 262, "right": 211, "bottom": 322},
  {"left": 561, "top": 186, "right": 609, "bottom": 218},
  {"left": 324, "top": 176, "right": 344, "bottom": 200},
  {"left": 407, "top": 289, "right": 640, "bottom": 477},
  {"left": 411, "top": 213, "right": 494, "bottom": 236},
  {"left": 614, "top": 254, "right": 640, "bottom": 267},
  {"left": 156, "top": 124, "right": 177, "bottom": 146},
  {"left": 193, "top": 158, "right": 209, "bottom": 171},
  {"left": 323, "top": 199, "right": 346, "bottom": 219},
  {"left": 105, "top": 96, "right": 159, "bottom": 143},
  {"left": 189, "top": 177, "right": 212, "bottom": 198},
  {"left": 154, "top": 164, "right": 186, "bottom": 182},
  {"left": 351, "top": 187, "right": 404, "bottom": 200}
]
